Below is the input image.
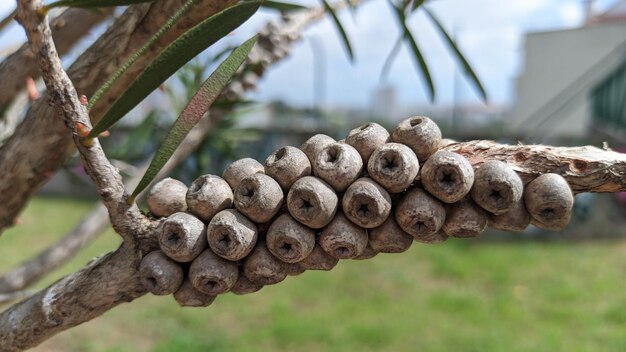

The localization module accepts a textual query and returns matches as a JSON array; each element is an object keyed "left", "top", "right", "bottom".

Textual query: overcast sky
[{"left": 1, "top": 0, "right": 620, "bottom": 108}]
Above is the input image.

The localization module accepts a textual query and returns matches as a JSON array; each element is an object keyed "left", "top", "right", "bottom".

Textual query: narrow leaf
[
  {"left": 411, "top": 0, "right": 424, "bottom": 12},
  {"left": 46, "top": 0, "right": 154, "bottom": 9},
  {"left": 261, "top": 1, "right": 308, "bottom": 12},
  {"left": 423, "top": 7, "right": 487, "bottom": 102},
  {"left": 89, "top": 1, "right": 261, "bottom": 137},
  {"left": 389, "top": 1, "right": 434, "bottom": 101},
  {"left": 130, "top": 36, "right": 258, "bottom": 199},
  {"left": 379, "top": 35, "right": 402, "bottom": 83},
  {"left": 320, "top": 0, "right": 354, "bottom": 62}
]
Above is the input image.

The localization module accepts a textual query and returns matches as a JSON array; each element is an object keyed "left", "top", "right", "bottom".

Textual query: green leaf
[
  {"left": 411, "top": 0, "right": 424, "bottom": 12},
  {"left": 423, "top": 7, "right": 487, "bottom": 102},
  {"left": 379, "top": 36, "right": 402, "bottom": 83},
  {"left": 89, "top": 1, "right": 261, "bottom": 137},
  {"left": 260, "top": 1, "right": 308, "bottom": 12},
  {"left": 130, "top": 36, "right": 258, "bottom": 200},
  {"left": 46, "top": 0, "right": 154, "bottom": 9},
  {"left": 389, "top": 0, "right": 434, "bottom": 101},
  {"left": 320, "top": 0, "right": 354, "bottom": 62}
]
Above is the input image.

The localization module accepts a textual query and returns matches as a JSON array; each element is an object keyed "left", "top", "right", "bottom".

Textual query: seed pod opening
[
  {"left": 222, "top": 158, "right": 264, "bottom": 190},
  {"left": 242, "top": 241, "right": 287, "bottom": 285},
  {"left": 300, "top": 134, "right": 336, "bottom": 165},
  {"left": 319, "top": 213, "right": 368, "bottom": 259},
  {"left": 471, "top": 160, "right": 523, "bottom": 215},
  {"left": 369, "top": 216, "right": 413, "bottom": 253},
  {"left": 488, "top": 198, "right": 531, "bottom": 232},
  {"left": 147, "top": 178, "right": 188, "bottom": 217},
  {"left": 287, "top": 176, "right": 338, "bottom": 229},
  {"left": 413, "top": 230, "right": 449, "bottom": 244},
  {"left": 189, "top": 249, "right": 239, "bottom": 295},
  {"left": 186, "top": 175, "right": 233, "bottom": 222},
  {"left": 342, "top": 178, "right": 392, "bottom": 228},
  {"left": 442, "top": 198, "right": 488, "bottom": 238},
  {"left": 298, "top": 243, "right": 339, "bottom": 271},
  {"left": 421, "top": 150, "right": 474, "bottom": 203},
  {"left": 266, "top": 214, "right": 315, "bottom": 263},
  {"left": 139, "top": 250, "right": 184, "bottom": 296},
  {"left": 313, "top": 142, "right": 363, "bottom": 192},
  {"left": 173, "top": 280, "right": 216, "bottom": 307},
  {"left": 207, "top": 209, "right": 258, "bottom": 261},
  {"left": 524, "top": 173, "right": 574, "bottom": 231},
  {"left": 395, "top": 188, "right": 446, "bottom": 237},
  {"left": 230, "top": 272, "right": 264, "bottom": 295},
  {"left": 159, "top": 212, "right": 207, "bottom": 263},
  {"left": 345, "top": 122, "right": 390, "bottom": 163},
  {"left": 264, "top": 146, "right": 311, "bottom": 191},
  {"left": 368, "top": 143, "right": 419, "bottom": 193},
  {"left": 234, "top": 173, "right": 283, "bottom": 223},
  {"left": 391, "top": 116, "right": 442, "bottom": 162}
]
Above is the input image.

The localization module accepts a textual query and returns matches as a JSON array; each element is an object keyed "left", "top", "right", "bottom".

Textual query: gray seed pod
[
  {"left": 421, "top": 150, "right": 474, "bottom": 203},
  {"left": 524, "top": 173, "right": 574, "bottom": 231},
  {"left": 266, "top": 214, "right": 315, "bottom": 263},
  {"left": 319, "top": 213, "right": 368, "bottom": 259},
  {"left": 234, "top": 173, "right": 284, "bottom": 223},
  {"left": 313, "top": 142, "right": 363, "bottom": 192},
  {"left": 242, "top": 241, "right": 287, "bottom": 285},
  {"left": 414, "top": 230, "right": 449, "bottom": 244},
  {"left": 369, "top": 216, "right": 413, "bottom": 253},
  {"left": 186, "top": 175, "right": 233, "bottom": 222},
  {"left": 207, "top": 209, "right": 258, "bottom": 261},
  {"left": 300, "top": 134, "right": 335, "bottom": 165},
  {"left": 147, "top": 178, "right": 188, "bottom": 217},
  {"left": 345, "top": 122, "right": 390, "bottom": 163},
  {"left": 287, "top": 176, "right": 338, "bottom": 229},
  {"left": 222, "top": 158, "right": 264, "bottom": 190},
  {"left": 471, "top": 160, "right": 523, "bottom": 215},
  {"left": 352, "top": 244, "right": 378, "bottom": 260},
  {"left": 442, "top": 198, "right": 488, "bottom": 238},
  {"left": 391, "top": 116, "right": 442, "bottom": 162},
  {"left": 173, "top": 280, "right": 216, "bottom": 307},
  {"left": 230, "top": 273, "right": 264, "bottom": 295},
  {"left": 395, "top": 188, "right": 446, "bottom": 237},
  {"left": 298, "top": 244, "right": 339, "bottom": 271},
  {"left": 342, "top": 178, "right": 392, "bottom": 228},
  {"left": 189, "top": 249, "right": 239, "bottom": 295},
  {"left": 139, "top": 250, "right": 184, "bottom": 296},
  {"left": 488, "top": 198, "right": 531, "bottom": 232},
  {"left": 265, "top": 146, "right": 311, "bottom": 191},
  {"left": 368, "top": 143, "right": 419, "bottom": 193},
  {"left": 159, "top": 212, "right": 207, "bottom": 263}
]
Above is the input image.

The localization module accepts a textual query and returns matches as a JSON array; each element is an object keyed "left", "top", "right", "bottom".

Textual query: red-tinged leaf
[{"left": 46, "top": 0, "right": 155, "bottom": 9}]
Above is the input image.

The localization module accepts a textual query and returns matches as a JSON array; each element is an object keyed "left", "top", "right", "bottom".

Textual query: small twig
[{"left": 0, "top": 289, "right": 35, "bottom": 305}]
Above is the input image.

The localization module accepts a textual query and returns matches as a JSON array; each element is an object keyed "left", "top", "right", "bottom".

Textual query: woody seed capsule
[
  {"left": 442, "top": 198, "right": 488, "bottom": 238},
  {"left": 230, "top": 272, "right": 264, "bottom": 295},
  {"left": 524, "top": 173, "right": 574, "bottom": 231},
  {"left": 395, "top": 188, "right": 446, "bottom": 237},
  {"left": 222, "top": 158, "right": 264, "bottom": 190},
  {"left": 313, "top": 142, "right": 363, "bottom": 192},
  {"left": 345, "top": 122, "right": 390, "bottom": 163},
  {"left": 471, "top": 160, "right": 523, "bottom": 215},
  {"left": 242, "top": 241, "right": 288, "bottom": 285},
  {"left": 266, "top": 214, "right": 316, "bottom": 263},
  {"left": 413, "top": 230, "right": 449, "bottom": 244},
  {"left": 207, "top": 209, "right": 258, "bottom": 261},
  {"left": 319, "top": 213, "right": 368, "bottom": 259},
  {"left": 159, "top": 212, "right": 207, "bottom": 263},
  {"left": 352, "top": 244, "right": 378, "bottom": 260},
  {"left": 189, "top": 249, "right": 239, "bottom": 295},
  {"left": 342, "top": 178, "right": 392, "bottom": 228},
  {"left": 300, "top": 134, "right": 335, "bottom": 165},
  {"left": 368, "top": 143, "right": 419, "bottom": 193},
  {"left": 234, "top": 173, "right": 283, "bottom": 223},
  {"left": 369, "top": 216, "right": 413, "bottom": 253},
  {"left": 298, "top": 244, "right": 339, "bottom": 271},
  {"left": 488, "top": 198, "right": 531, "bottom": 232},
  {"left": 147, "top": 178, "right": 188, "bottom": 217},
  {"left": 186, "top": 174, "right": 233, "bottom": 222},
  {"left": 391, "top": 116, "right": 442, "bottom": 162},
  {"left": 421, "top": 150, "right": 474, "bottom": 203},
  {"left": 287, "top": 176, "right": 338, "bottom": 229},
  {"left": 139, "top": 250, "right": 184, "bottom": 296},
  {"left": 173, "top": 279, "right": 216, "bottom": 307},
  {"left": 264, "top": 146, "right": 311, "bottom": 191}
]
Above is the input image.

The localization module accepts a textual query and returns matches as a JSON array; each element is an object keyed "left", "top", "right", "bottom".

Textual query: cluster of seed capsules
[{"left": 139, "top": 116, "right": 575, "bottom": 307}]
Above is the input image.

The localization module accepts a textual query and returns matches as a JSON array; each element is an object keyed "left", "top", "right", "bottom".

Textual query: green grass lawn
[{"left": 1, "top": 197, "right": 625, "bottom": 352}]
